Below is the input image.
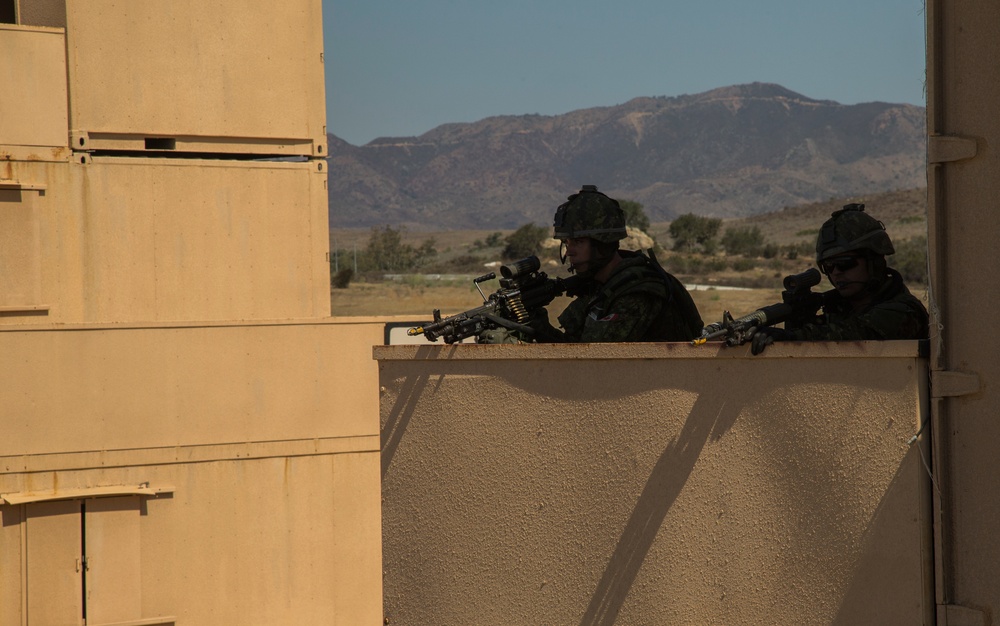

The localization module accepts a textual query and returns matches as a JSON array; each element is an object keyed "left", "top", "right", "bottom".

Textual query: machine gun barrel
[
  {"left": 407, "top": 303, "right": 496, "bottom": 343},
  {"left": 407, "top": 256, "right": 585, "bottom": 344}
]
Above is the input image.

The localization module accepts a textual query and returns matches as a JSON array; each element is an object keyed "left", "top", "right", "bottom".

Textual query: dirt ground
[{"left": 331, "top": 280, "right": 785, "bottom": 326}]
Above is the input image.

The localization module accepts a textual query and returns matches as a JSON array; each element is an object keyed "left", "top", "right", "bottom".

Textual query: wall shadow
[{"left": 580, "top": 390, "right": 740, "bottom": 626}]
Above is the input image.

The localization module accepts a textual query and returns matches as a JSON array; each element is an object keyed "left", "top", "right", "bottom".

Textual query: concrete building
[{"left": 1, "top": 2, "right": 381, "bottom": 623}]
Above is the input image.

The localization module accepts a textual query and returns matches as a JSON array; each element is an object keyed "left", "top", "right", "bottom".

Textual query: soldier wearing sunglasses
[
  {"left": 750, "top": 203, "right": 929, "bottom": 354},
  {"left": 479, "top": 185, "right": 703, "bottom": 343}
]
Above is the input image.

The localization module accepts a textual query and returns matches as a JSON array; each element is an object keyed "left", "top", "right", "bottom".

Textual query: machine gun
[
  {"left": 692, "top": 268, "right": 828, "bottom": 346},
  {"left": 407, "top": 256, "right": 586, "bottom": 344}
]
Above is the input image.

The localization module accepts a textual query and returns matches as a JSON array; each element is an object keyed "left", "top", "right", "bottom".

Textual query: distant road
[{"left": 686, "top": 284, "right": 752, "bottom": 291}]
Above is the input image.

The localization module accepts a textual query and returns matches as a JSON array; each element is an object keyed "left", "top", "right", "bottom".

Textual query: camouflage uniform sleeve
[
  {"left": 576, "top": 292, "right": 665, "bottom": 342},
  {"left": 557, "top": 297, "right": 588, "bottom": 342},
  {"left": 787, "top": 300, "right": 927, "bottom": 341}
]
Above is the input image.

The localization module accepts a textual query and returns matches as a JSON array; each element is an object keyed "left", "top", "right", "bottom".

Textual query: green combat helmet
[
  {"left": 552, "top": 185, "right": 627, "bottom": 243},
  {"left": 816, "top": 203, "right": 895, "bottom": 263}
]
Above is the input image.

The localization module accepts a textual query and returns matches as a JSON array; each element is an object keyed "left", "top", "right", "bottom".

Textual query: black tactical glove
[
  {"left": 525, "top": 308, "right": 565, "bottom": 343},
  {"left": 749, "top": 327, "right": 794, "bottom": 355}
]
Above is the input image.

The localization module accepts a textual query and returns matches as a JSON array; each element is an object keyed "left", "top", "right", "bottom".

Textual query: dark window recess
[
  {"left": 0, "top": 0, "right": 16, "bottom": 24},
  {"left": 16, "top": 0, "right": 67, "bottom": 28},
  {"left": 145, "top": 138, "right": 177, "bottom": 150},
  {"left": 81, "top": 501, "right": 88, "bottom": 621}
]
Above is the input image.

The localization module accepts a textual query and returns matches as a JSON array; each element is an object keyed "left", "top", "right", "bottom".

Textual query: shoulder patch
[{"left": 588, "top": 311, "right": 624, "bottom": 323}]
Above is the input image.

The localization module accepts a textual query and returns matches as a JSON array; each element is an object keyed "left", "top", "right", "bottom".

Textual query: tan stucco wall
[{"left": 376, "top": 341, "right": 932, "bottom": 625}]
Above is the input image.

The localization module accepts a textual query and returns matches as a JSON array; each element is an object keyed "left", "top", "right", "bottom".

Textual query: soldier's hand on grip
[{"left": 750, "top": 327, "right": 793, "bottom": 355}]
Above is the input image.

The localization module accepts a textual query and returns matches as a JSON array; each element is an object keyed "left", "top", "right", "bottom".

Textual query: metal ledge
[
  {"left": 0, "top": 180, "right": 47, "bottom": 191},
  {"left": 1, "top": 483, "right": 173, "bottom": 505}
]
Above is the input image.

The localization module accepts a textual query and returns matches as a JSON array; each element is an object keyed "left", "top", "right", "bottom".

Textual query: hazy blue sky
[{"left": 322, "top": 1, "right": 926, "bottom": 146}]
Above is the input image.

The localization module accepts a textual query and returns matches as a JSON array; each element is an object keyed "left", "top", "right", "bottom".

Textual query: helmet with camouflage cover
[
  {"left": 815, "top": 203, "right": 895, "bottom": 263},
  {"left": 553, "top": 185, "right": 627, "bottom": 243}
]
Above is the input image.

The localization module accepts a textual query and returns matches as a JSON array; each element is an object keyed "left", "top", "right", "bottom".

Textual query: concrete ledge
[{"left": 374, "top": 339, "right": 927, "bottom": 361}]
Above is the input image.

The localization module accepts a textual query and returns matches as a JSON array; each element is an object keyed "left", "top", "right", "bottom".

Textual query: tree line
[
  {"left": 666, "top": 213, "right": 927, "bottom": 283},
  {"left": 331, "top": 203, "right": 928, "bottom": 288}
]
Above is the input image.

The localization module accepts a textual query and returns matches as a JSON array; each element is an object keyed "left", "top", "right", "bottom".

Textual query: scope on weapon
[
  {"left": 406, "top": 256, "right": 578, "bottom": 344},
  {"left": 693, "top": 267, "right": 826, "bottom": 347},
  {"left": 500, "top": 256, "right": 541, "bottom": 281},
  {"left": 783, "top": 268, "right": 821, "bottom": 292}
]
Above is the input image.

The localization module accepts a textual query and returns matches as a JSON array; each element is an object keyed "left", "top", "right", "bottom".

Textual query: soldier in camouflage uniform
[
  {"left": 512, "top": 185, "right": 702, "bottom": 343},
  {"left": 750, "top": 203, "right": 929, "bottom": 354}
]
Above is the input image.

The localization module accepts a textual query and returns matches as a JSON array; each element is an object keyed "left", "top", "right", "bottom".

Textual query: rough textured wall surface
[{"left": 377, "top": 342, "right": 932, "bottom": 625}]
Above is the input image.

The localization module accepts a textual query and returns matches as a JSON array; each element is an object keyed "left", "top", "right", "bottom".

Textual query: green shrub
[
  {"left": 619, "top": 199, "right": 651, "bottom": 233},
  {"left": 890, "top": 236, "right": 928, "bottom": 284},
  {"left": 706, "top": 257, "right": 729, "bottom": 272},
  {"left": 331, "top": 268, "right": 354, "bottom": 289},
  {"left": 730, "top": 258, "right": 758, "bottom": 272},
  {"left": 721, "top": 225, "right": 766, "bottom": 257},
  {"left": 422, "top": 254, "right": 487, "bottom": 274},
  {"left": 784, "top": 241, "right": 813, "bottom": 260},
  {"left": 472, "top": 232, "right": 505, "bottom": 250},
  {"left": 503, "top": 223, "right": 548, "bottom": 260},
  {"left": 360, "top": 225, "right": 437, "bottom": 272},
  {"left": 669, "top": 214, "right": 722, "bottom": 253}
]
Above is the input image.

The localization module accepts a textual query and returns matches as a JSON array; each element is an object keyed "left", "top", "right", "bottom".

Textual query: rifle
[
  {"left": 407, "top": 256, "right": 586, "bottom": 344},
  {"left": 692, "top": 268, "right": 828, "bottom": 346}
]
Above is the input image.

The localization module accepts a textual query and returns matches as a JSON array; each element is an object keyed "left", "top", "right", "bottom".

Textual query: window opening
[
  {"left": 0, "top": 0, "right": 15, "bottom": 23},
  {"left": 145, "top": 137, "right": 177, "bottom": 150}
]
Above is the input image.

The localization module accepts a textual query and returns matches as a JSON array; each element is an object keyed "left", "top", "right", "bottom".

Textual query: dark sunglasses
[{"left": 820, "top": 256, "right": 862, "bottom": 274}]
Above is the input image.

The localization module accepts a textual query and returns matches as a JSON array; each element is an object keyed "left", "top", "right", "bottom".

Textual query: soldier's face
[
  {"left": 823, "top": 254, "right": 870, "bottom": 300},
  {"left": 563, "top": 237, "right": 592, "bottom": 273}
]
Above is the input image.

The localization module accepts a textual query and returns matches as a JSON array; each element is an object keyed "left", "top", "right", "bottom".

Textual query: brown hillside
[
  {"left": 327, "top": 83, "right": 925, "bottom": 231},
  {"left": 657, "top": 187, "right": 928, "bottom": 247}
]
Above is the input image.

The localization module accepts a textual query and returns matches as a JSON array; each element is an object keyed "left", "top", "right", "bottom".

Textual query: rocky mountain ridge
[{"left": 327, "top": 83, "right": 925, "bottom": 230}]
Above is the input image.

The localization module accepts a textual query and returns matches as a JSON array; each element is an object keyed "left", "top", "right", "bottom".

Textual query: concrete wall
[
  {"left": 926, "top": 0, "right": 1000, "bottom": 622},
  {"left": 64, "top": 0, "right": 327, "bottom": 156},
  {"left": 0, "top": 24, "right": 68, "bottom": 154},
  {"left": 1, "top": 158, "right": 330, "bottom": 325},
  {"left": 0, "top": 2, "right": 387, "bottom": 623},
  {"left": 0, "top": 319, "right": 385, "bottom": 625},
  {"left": 376, "top": 341, "right": 932, "bottom": 625}
]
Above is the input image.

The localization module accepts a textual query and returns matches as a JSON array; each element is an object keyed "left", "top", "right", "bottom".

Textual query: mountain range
[{"left": 326, "top": 83, "right": 926, "bottom": 231}]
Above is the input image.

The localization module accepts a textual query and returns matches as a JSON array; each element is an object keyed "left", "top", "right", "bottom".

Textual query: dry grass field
[{"left": 332, "top": 277, "right": 798, "bottom": 328}]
